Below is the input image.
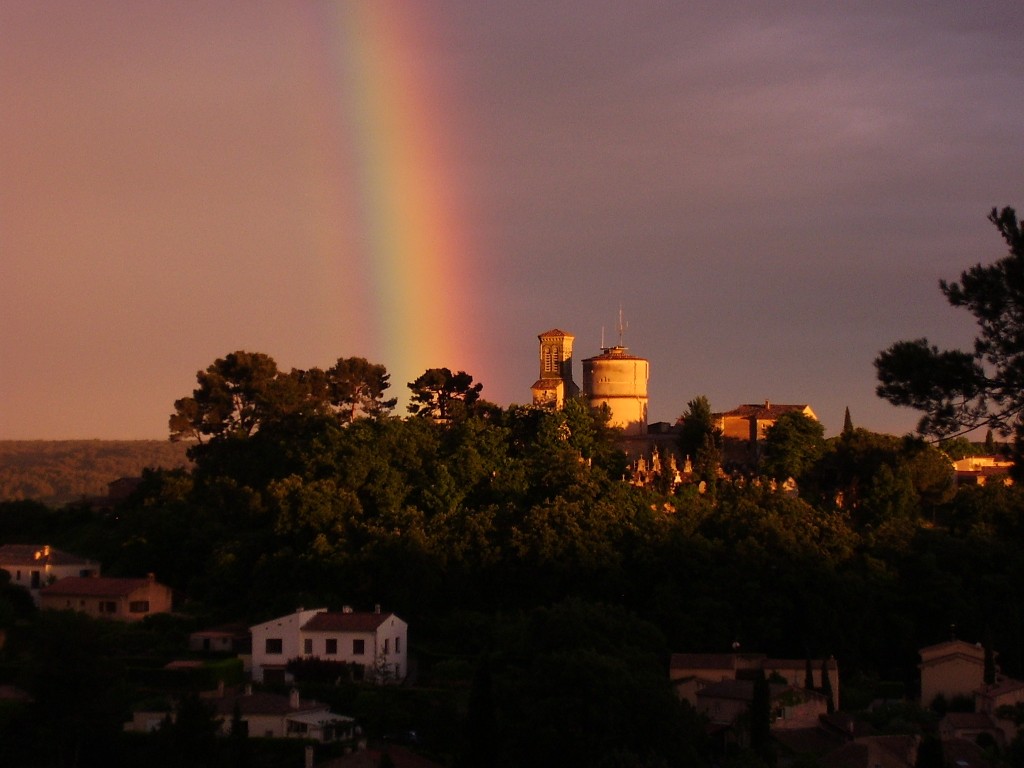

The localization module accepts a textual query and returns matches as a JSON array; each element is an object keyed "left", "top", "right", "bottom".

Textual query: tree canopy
[
  {"left": 407, "top": 368, "right": 484, "bottom": 421},
  {"left": 875, "top": 207, "right": 1024, "bottom": 471}
]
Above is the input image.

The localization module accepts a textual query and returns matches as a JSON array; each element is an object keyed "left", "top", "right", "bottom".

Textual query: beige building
[
  {"left": 918, "top": 639, "right": 987, "bottom": 707},
  {"left": 695, "top": 679, "right": 829, "bottom": 730},
  {"left": 670, "top": 652, "right": 839, "bottom": 712},
  {"left": 716, "top": 401, "right": 818, "bottom": 467},
  {"left": 531, "top": 329, "right": 579, "bottom": 408},
  {"left": 39, "top": 574, "right": 172, "bottom": 622}
]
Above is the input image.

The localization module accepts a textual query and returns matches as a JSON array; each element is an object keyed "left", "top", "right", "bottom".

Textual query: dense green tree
[
  {"left": 483, "top": 599, "right": 708, "bottom": 768},
  {"left": 407, "top": 368, "right": 484, "bottom": 420},
  {"left": 875, "top": 207, "right": 1024, "bottom": 473},
  {"left": 804, "top": 429, "right": 953, "bottom": 528},
  {"left": 677, "top": 396, "right": 718, "bottom": 460},
  {"left": 938, "top": 436, "right": 976, "bottom": 460},
  {"left": 324, "top": 356, "right": 397, "bottom": 422},
  {"left": 761, "top": 411, "right": 826, "bottom": 481},
  {"left": 169, "top": 351, "right": 284, "bottom": 444},
  {"left": 14, "top": 611, "right": 129, "bottom": 767}
]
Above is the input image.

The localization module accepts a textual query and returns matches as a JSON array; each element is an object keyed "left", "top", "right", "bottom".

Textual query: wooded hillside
[{"left": 0, "top": 441, "right": 192, "bottom": 506}]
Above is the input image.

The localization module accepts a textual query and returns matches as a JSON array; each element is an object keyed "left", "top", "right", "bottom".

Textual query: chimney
[
  {"left": 374, "top": 604, "right": 381, "bottom": 614},
  {"left": 764, "top": 399, "right": 770, "bottom": 410},
  {"left": 147, "top": 572, "right": 156, "bottom": 582}
]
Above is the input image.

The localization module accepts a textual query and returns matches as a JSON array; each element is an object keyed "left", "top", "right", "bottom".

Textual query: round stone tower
[{"left": 582, "top": 344, "right": 649, "bottom": 435}]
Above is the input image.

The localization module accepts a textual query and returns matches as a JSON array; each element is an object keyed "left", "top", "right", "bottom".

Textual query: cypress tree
[
  {"left": 820, "top": 658, "right": 835, "bottom": 713},
  {"left": 984, "top": 629, "right": 996, "bottom": 686},
  {"left": 750, "top": 671, "right": 775, "bottom": 767}
]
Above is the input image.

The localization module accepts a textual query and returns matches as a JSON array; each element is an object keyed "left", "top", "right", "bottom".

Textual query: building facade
[
  {"left": 0, "top": 544, "right": 100, "bottom": 606},
  {"left": 39, "top": 574, "right": 172, "bottom": 621},
  {"left": 531, "top": 329, "right": 579, "bottom": 408},
  {"left": 250, "top": 607, "right": 408, "bottom": 685},
  {"left": 582, "top": 344, "right": 650, "bottom": 435}
]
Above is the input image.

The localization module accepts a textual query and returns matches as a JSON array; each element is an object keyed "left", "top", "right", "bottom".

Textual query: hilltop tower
[
  {"left": 531, "top": 329, "right": 579, "bottom": 408},
  {"left": 582, "top": 313, "right": 649, "bottom": 435}
]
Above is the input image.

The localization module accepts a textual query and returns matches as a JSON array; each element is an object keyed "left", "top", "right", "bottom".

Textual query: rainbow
[{"left": 296, "top": 3, "right": 482, "bottom": 402}]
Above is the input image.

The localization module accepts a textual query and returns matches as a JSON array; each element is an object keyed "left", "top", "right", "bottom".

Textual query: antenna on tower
[
  {"left": 617, "top": 304, "right": 628, "bottom": 347},
  {"left": 600, "top": 326, "right": 605, "bottom": 350}
]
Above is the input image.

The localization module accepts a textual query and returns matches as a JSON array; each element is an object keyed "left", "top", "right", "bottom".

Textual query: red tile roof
[
  {"left": 40, "top": 575, "right": 155, "bottom": 597},
  {"left": 210, "top": 691, "right": 326, "bottom": 717},
  {"left": 670, "top": 653, "right": 759, "bottom": 671},
  {"left": 302, "top": 612, "right": 394, "bottom": 632},
  {"left": 719, "top": 403, "right": 813, "bottom": 420}
]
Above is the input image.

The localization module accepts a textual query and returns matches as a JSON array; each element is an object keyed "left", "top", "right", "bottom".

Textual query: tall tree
[
  {"left": 875, "top": 207, "right": 1024, "bottom": 473},
  {"left": 820, "top": 658, "right": 835, "bottom": 713},
  {"left": 407, "top": 368, "right": 483, "bottom": 421},
  {"left": 169, "top": 351, "right": 284, "bottom": 443},
  {"left": 677, "top": 396, "right": 722, "bottom": 485},
  {"left": 761, "top": 411, "right": 826, "bottom": 481},
  {"left": 325, "top": 357, "right": 397, "bottom": 423}
]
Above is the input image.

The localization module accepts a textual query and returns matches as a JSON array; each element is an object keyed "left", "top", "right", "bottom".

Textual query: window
[
  {"left": 326, "top": 638, "right": 338, "bottom": 655},
  {"left": 99, "top": 601, "right": 117, "bottom": 613},
  {"left": 129, "top": 600, "right": 150, "bottom": 613},
  {"left": 265, "top": 638, "right": 283, "bottom": 655},
  {"left": 383, "top": 638, "right": 390, "bottom": 654},
  {"left": 352, "top": 639, "right": 365, "bottom": 655},
  {"left": 303, "top": 639, "right": 313, "bottom": 654},
  {"left": 30, "top": 571, "right": 40, "bottom": 588},
  {"left": 395, "top": 637, "right": 401, "bottom": 653}
]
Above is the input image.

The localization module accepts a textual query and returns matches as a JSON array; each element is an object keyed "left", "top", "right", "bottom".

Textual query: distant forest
[{"left": 0, "top": 441, "right": 192, "bottom": 506}]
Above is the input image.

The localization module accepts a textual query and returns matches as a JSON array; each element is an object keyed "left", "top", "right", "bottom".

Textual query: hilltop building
[
  {"left": 716, "top": 401, "right": 818, "bottom": 468},
  {"left": 530, "top": 329, "right": 579, "bottom": 409},
  {"left": 582, "top": 343, "right": 649, "bottom": 436},
  {"left": 530, "top": 323, "right": 650, "bottom": 437}
]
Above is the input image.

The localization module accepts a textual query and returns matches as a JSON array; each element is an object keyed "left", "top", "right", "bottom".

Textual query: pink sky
[{"left": 3, "top": 2, "right": 1024, "bottom": 439}]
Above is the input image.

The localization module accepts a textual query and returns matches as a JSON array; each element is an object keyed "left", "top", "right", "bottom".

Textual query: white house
[
  {"left": 250, "top": 607, "right": 326, "bottom": 684},
  {"left": 300, "top": 609, "right": 408, "bottom": 683},
  {"left": 250, "top": 607, "right": 408, "bottom": 685},
  {"left": 0, "top": 544, "right": 100, "bottom": 605}
]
